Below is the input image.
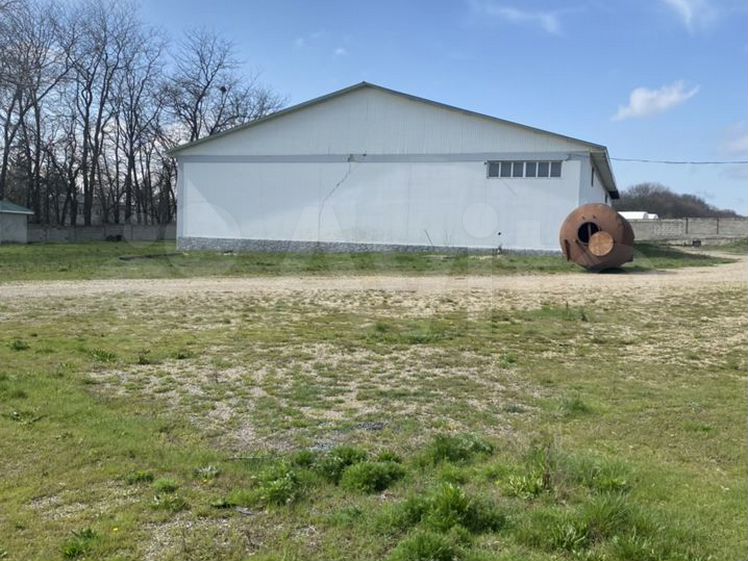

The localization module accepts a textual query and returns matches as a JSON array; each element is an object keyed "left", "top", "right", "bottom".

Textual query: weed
[
  {"left": 329, "top": 505, "right": 364, "bottom": 527},
  {"left": 425, "top": 483, "right": 505, "bottom": 533},
  {"left": 254, "top": 464, "right": 303, "bottom": 506},
  {"left": 136, "top": 350, "right": 155, "bottom": 365},
  {"left": 61, "top": 528, "right": 98, "bottom": 558},
  {"left": 290, "top": 449, "right": 317, "bottom": 468},
  {"left": 153, "top": 478, "right": 179, "bottom": 493},
  {"left": 437, "top": 464, "right": 469, "bottom": 485},
  {"left": 517, "top": 495, "right": 651, "bottom": 556},
  {"left": 505, "top": 473, "right": 545, "bottom": 499},
  {"left": 210, "top": 497, "right": 233, "bottom": 509},
  {"left": 607, "top": 533, "right": 660, "bottom": 561},
  {"left": 389, "top": 530, "right": 460, "bottom": 561},
  {"left": 502, "top": 403, "right": 525, "bottom": 414},
  {"left": 549, "top": 517, "right": 590, "bottom": 552},
  {"left": 559, "top": 394, "right": 593, "bottom": 417},
  {"left": 194, "top": 464, "right": 221, "bottom": 481},
  {"left": 499, "top": 353, "right": 517, "bottom": 368},
  {"left": 561, "top": 454, "right": 631, "bottom": 495},
  {"left": 424, "top": 434, "right": 494, "bottom": 465},
  {"left": 378, "top": 496, "right": 429, "bottom": 533},
  {"left": 383, "top": 484, "right": 505, "bottom": 535},
  {"left": 580, "top": 494, "right": 636, "bottom": 543},
  {"left": 340, "top": 461, "right": 406, "bottom": 493},
  {"left": 376, "top": 451, "right": 403, "bottom": 463},
  {"left": 9, "top": 339, "right": 29, "bottom": 351},
  {"left": 125, "top": 470, "right": 154, "bottom": 485},
  {"left": 87, "top": 348, "right": 117, "bottom": 363},
  {"left": 4, "top": 408, "right": 42, "bottom": 425},
  {"left": 315, "top": 446, "right": 368, "bottom": 483},
  {"left": 151, "top": 494, "right": 188, "bottom": 512},
  {"left": 9, "top": 388, "right": 27, "bottom": 399},
  {"left": 516, "top": 509, "right": 585, "bottom": 553}
]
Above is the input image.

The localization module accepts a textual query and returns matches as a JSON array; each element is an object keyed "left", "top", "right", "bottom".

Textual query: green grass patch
[
  {"left": 340, "top": 461, "right": 405, "bottom": 493},
  {"left": 422, "top": 434, "right": 495, "bottom": 465},
  {"left": 61, "top": 528, "right": 99, "bottom": 559},
  {"left": 153, "top": 478, "right": 179, "bottom": 493},
  {"left": 703, "top": 237, "right": 748, "bottom": 254},
  {"left": 315, "top": 446, "right": 368, "bottom": 484},
  {"left": 388, "top": 529, "right": 464, "bottom": 561},
  {"left": 0, "top": 260, "right": 743, "bottom": 560},
  {"left": 0, "top": 240, "right": 732, "bottom": 282},
  {"left": 124, "top": 470, "right": 154, "bottom": 485}
]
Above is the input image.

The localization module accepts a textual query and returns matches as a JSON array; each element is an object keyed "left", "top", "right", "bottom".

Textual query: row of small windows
[{"left": 487, "top": 160, "right": 562, "bottom": 179}]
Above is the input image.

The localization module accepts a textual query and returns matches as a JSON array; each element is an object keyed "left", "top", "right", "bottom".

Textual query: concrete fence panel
[
  {"left": 630, "top": 217, "right": 747, "bottom": 242},
  {"left": 29, "top": 224, "right": 176, "bottom": 243}
]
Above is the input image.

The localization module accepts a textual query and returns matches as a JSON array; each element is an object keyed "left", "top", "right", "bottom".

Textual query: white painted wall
[
  {"left": 578, "top": 156, "right": 610, "bottom": 205},
  {"left": 176, "top": 85, "right": 615, "bottom": 252},
  {"left": 0, "top": 213, "right": 28, "bottom": 243},
  {"left": 181, "top": 159, "right": 582, "bottom": 251},
  {"left": 178, "top": 87, "right": 592, "bottom": 158}
]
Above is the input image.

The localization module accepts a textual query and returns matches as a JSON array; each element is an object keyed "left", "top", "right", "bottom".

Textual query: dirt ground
[{"left": 0, "top": 254, "right": 744, "bottom": 305}]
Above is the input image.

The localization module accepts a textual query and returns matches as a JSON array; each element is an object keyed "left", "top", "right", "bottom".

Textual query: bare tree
[
  {"left": 0, "top": 0, "right": 284, "bottom": 226},
  {"left": 0, "top": 0, "right": 72, "bottom": 202},
  {"left": 112, "top": 28, "right": 166, "bottom": 223},
  {"left": 165, "top": 27, "right": 283, "bottom": 143},
  {"left": 68, "top": 1, "right": 141, "bottom": 224}
]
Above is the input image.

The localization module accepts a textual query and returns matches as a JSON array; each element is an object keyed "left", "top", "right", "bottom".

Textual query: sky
[{"left": 141, "top": 0, "right": 747, "bottom": 213}]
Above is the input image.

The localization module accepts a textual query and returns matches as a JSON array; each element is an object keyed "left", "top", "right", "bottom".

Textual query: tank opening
[{"left": 577, "top": 222, "right": 599, "bottom": 244}]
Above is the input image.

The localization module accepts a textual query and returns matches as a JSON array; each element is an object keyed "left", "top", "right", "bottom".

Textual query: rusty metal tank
[{"left": 559, "top": 204, "right": 635, "bottom": 271}]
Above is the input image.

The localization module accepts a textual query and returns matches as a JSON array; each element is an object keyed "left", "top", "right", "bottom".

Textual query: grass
[
  {"left": 0, "top": 240, "right": 733, "bottom": 282},
  {"left": 61, "top": 528, "right": 99, "bottom": 559},
  {"left": 705, "top": 237, "right": 748, "bottom": 254},
  {"left": 422, "top": 434, "right": 495, "bottom": 465},
  {"left": 0, "top": 246, "right": 744, "bottom": 559},
  {"left": 340, "top": 461, "right": 406, "bottom": 493}
]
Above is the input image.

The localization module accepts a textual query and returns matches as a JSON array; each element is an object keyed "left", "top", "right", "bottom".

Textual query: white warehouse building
[{"left": 171, "top": 82, "right": 619, "bottom": 253}]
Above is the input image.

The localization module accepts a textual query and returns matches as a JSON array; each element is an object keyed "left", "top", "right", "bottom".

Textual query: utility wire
[{"left": 611, "top": 157, "right": 748, "bottom": 165}]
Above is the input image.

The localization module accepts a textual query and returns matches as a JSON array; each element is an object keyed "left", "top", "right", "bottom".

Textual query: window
[{"left": 486, "top": 160, "right": 563, "bottom": 179}]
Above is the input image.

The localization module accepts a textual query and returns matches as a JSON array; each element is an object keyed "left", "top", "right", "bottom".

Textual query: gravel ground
[{"left": 0, "top": 254, "right": 744, "bottom": 305}]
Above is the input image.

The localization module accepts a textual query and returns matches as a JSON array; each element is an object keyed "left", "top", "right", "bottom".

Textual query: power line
[{"left": 612, "top": 157, "right": 748, "bottom": 165}]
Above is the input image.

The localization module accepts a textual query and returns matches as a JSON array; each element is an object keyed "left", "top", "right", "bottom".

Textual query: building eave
[
  {"left": 590, "top": 150, "right": 620, "bottom": 199},
  {"left": 0, "top": 201, "right": 34, "bottom": 215}
]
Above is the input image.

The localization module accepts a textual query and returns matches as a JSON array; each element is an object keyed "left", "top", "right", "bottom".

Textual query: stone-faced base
[{"left": 177, "top": 236, "right": 560, "bottom": 256}]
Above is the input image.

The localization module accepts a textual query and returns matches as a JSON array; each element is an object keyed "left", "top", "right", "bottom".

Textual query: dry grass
[{"left": 0, "top": 254, "right": 745, "bottom": 560}]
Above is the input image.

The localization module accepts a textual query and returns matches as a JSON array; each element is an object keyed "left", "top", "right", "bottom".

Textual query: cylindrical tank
[{"left": 559, "top": 203, "right": 635, "bottom": 271}]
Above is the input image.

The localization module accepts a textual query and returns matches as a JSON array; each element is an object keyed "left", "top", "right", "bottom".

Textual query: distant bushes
[{"left": 614, "top": 183, "right": 742, "bottom": 218}]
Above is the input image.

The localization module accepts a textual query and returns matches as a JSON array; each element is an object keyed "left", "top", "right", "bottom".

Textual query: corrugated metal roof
[
  {"left": 0, "top": 200, "right": 34, "bottom": 215},
  {"left": 168, "top": 81, "right": 619, "bottom": 197}
]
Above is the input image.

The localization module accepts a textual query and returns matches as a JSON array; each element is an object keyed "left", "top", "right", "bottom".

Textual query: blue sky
[{"left": 142, "top": 0, "right": 747, "bottom": 212}]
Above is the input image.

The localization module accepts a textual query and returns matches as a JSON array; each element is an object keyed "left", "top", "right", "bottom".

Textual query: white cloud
[
  {"left": 726, "top": 133, "right": 748, "bottom": 155},
  {"left": 333, "top": 47, "right": 348, "bottom": 56},
  {"left": 468, "top": 1, "right": 562, "bottom": 34},
  {"left": 660, "top": 0, "right": 717, "bottom": 30},
  {"left": 613, "top": 81, "right": 700, "bottom": 121}
]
